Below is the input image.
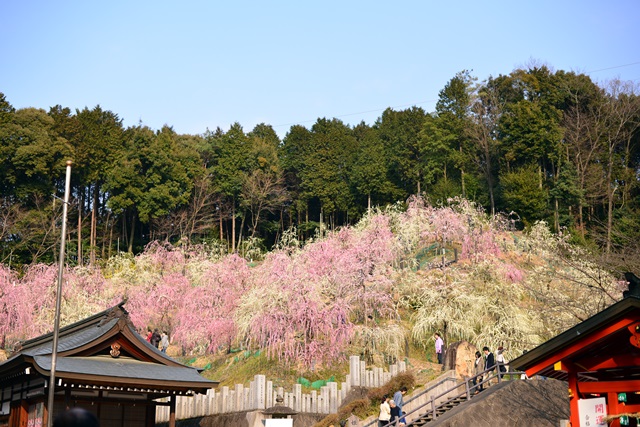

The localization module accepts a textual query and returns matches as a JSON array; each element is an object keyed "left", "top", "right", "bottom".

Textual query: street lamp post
[{"left": 47, "top": 160, "right": 72, "bottom": 427}]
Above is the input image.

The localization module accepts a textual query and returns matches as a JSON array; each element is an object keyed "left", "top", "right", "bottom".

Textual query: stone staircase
[
  {"left": 407, "top": 395, "right": 469, "bottom": 425},
  {"left": 397, "top": 367, "right": 512, "bottom": 427},
  {"left": 401, "top": 377, "right": 569, "bottom": 427}
]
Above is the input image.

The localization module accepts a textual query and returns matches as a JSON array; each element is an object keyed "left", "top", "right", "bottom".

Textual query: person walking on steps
[
  {"left": 473, "top": 350, "right": 484, "bottom": 394},
  {"left": 378, "top": 396, "right": 391, "bottom": 427},
  {"left": 393, "top": 386, "right": 408, "bottom": 425},
  {"left": 496, "top": 346, "right": 507, "bottom": 378},
  {"left": 483, "top": 346, "right": 495, "bottom": 386}
]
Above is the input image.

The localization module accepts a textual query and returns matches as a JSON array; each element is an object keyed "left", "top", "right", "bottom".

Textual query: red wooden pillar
[
  {"left": 8, "top": 401, "right": 26, "bottom": 427},
  {"left": 567, "top": 370, "right": 579, "bottom": 427}
]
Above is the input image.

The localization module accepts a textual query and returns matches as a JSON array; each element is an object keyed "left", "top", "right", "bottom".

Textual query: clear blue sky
[{"left": 2, "top": 1, "right": 639, "bottom": 138}]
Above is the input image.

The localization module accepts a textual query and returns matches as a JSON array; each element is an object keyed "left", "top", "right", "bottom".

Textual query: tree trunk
[
  {"left": 231, "top": 199, "right": 236, "bottom": 253},
  {"left": 51, "top": 198, "right": 57, "bottom": 262},
  {"left": 106, "top": 211, "right": 113, "bottom": 259},
  {"left": 90, "top": 185, "right": 98, "bottom": 266},
  {"left": 578, "top": 201, "right": 585, "bottom": 239},
  {"left": 128, "top": 212, "right": 135, "bottom": 253},
  {"left": 554, "top": 163, "right": 560, "bottom": 233},
  {"left": 460, "top": 144, "right": 466, "bottom": 198},
  {"left": 606, "top": 155, "right": 614, "bottom": 254},
  {"left": 219, "top": 204, "right": 223, "bottom": 242},
  {"left": 297, "top": 207, "right": 301, "bottom": 240},
  {"left": 77, "top": 190, "right": 83, "bottom": 265},
  {"left": 239, "top": 209, "right": 247, "bottom": 248},
  {"left": 538, "top": 164, "right": 543, "bottom": 189}
]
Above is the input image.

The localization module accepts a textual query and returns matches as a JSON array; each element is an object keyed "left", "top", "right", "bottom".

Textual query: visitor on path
[
  {"left": 150, "top": 328, "right": 161, "bottom": 348},
  {"left": 378, "top": 396, "right": 391, "bottom": 427},
  {"left": 496, "top": 346, "right": 507, "bottom": 378},
  {"left": 483, "top": 346, "right": 495, "bottom": 386},
  {"left": 160, "top": 331, "right": 169, "bottom": 353},
  {"left": 393, "top": 386, "right": 407, "bottom": 424},
  {"left": 389, "top": 400, "right": 400, "bottom": 425},
  {"left": 434, "top": 332, "right": 444, "bottom": 364},
  {"left": 473, "top": 350, "right": 484, "bottom": 394},
  {"left": 145, "top": 328, "right": 152, "bottom": 342}
]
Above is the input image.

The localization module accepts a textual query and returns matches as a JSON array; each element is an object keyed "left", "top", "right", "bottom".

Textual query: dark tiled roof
[
  {"left": 33, "top": 355, "right": 212, "bottom": 385},
  {"left": 21, "top": 318, "right": 119, "bottom": 357},
  {"left": 19, "top": 303, "right": 126, "bottom": 351}
]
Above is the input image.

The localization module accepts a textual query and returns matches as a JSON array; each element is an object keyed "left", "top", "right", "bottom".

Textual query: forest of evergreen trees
[{"left": 1, "top": 65, "right": 639, "bottom": 270}]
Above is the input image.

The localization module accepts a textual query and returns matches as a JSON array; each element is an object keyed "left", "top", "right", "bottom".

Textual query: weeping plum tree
[
  {"left": 235, "top": 216, "right": 399, "bottom": 368},
  {"left": 173, "top": 254, "right": 251, "bottom": 353},
  {"left": 125, "top": 272, "right": 191, "bottom": 336},
  {"left": 0, "top": 264, "right": 19, "bottom": 348},
  {"left": 237, "top": 250, "right": 355, "bottom": 368},
  {"left": 0, "top": 263, "right": 113, "bottom": 349}
]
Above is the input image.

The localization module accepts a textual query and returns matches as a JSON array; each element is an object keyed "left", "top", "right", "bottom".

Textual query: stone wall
[{"left": 428, "top": 378, "right": 570, "bottom": 427}]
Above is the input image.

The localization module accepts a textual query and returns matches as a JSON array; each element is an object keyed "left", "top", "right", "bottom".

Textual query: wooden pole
[{"left": 169, "top": 396, "right": 176, "bottom": 427}]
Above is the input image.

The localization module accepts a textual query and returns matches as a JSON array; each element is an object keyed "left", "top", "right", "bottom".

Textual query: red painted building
[{"left": 510, "top": 294, "right": 640, "bottom": 426}]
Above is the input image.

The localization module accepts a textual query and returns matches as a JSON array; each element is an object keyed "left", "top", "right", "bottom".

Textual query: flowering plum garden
[{"left": 0, "top": 197, "right": 620, "bottom": 368}]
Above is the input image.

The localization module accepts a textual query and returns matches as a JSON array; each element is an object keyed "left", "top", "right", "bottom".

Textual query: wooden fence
[{"left": 156, "top": 355, "right": 407, "bottom": 422}]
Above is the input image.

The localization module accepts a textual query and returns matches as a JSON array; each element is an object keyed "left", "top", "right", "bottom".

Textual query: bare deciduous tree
[
  {"left": 466, "top": 84, "right": 503, "bottom": 215},
  {"left": 240, "top": 169, "right": 289, "bottom": 239},
  {"left": 151, "top": 177, "right": 221, "bottom": 245}
]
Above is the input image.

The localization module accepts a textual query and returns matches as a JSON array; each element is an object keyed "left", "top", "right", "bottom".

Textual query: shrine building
[{"left": 0, "top": 302, "right": 218, "bottom": 427}]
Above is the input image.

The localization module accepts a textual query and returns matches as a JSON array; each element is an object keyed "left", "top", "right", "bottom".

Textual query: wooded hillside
[{"left": 1, "top": 65, "right": 639, "bottom": 272}]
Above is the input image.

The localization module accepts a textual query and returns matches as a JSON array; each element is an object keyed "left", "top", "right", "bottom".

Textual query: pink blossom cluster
[{"left": 1, "top": 200, "right": 519, "bottom": 367}]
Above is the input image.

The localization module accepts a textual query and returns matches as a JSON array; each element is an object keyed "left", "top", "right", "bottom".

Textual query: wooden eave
[
  {"left": 510, "top": 296, "right": 640, "bottom": 384},
  {"left": 57, "top": 316, "right": 185, "bottom": 367}
]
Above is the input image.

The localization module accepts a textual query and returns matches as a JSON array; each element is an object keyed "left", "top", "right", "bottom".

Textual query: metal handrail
[
  {"left": 369, "top": 362, "right": 524, "bottom": 427},
  {"left": 361, "top": 375, "right": 458, "bottom": 427}
]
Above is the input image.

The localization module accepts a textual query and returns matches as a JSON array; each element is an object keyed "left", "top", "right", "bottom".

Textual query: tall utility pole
[{"left": 47, "top": 160, "right": 72, "bottom": 427}]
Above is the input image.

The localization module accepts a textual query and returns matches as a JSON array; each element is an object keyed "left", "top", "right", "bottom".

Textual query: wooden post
[
  {"left": 169, "top": 396, "right": 176, "bottom": 427},
  {"left": 431, "top": 395, "right": 436, "bottom": 420},
  {"left": 465, "top": 378, "right": 471, "bottom": 400}
]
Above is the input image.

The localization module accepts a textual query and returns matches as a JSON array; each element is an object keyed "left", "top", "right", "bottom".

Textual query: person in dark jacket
[
  {"left": 483, "top": 346, "right": 495, "bottom": 386},
  {"left": 389, "top": 400, "right": 400, "bottom": 424},
  {"left": 150, "top": 328, "right": 161, "bottom": 348}
]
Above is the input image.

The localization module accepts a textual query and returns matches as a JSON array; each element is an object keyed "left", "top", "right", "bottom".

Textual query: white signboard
[
  {"left": 578, "top": 397, "right": 607, "bottom": 427},
  {"left": 265, "top": 419, "right": 293, "bottom": 427}
]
